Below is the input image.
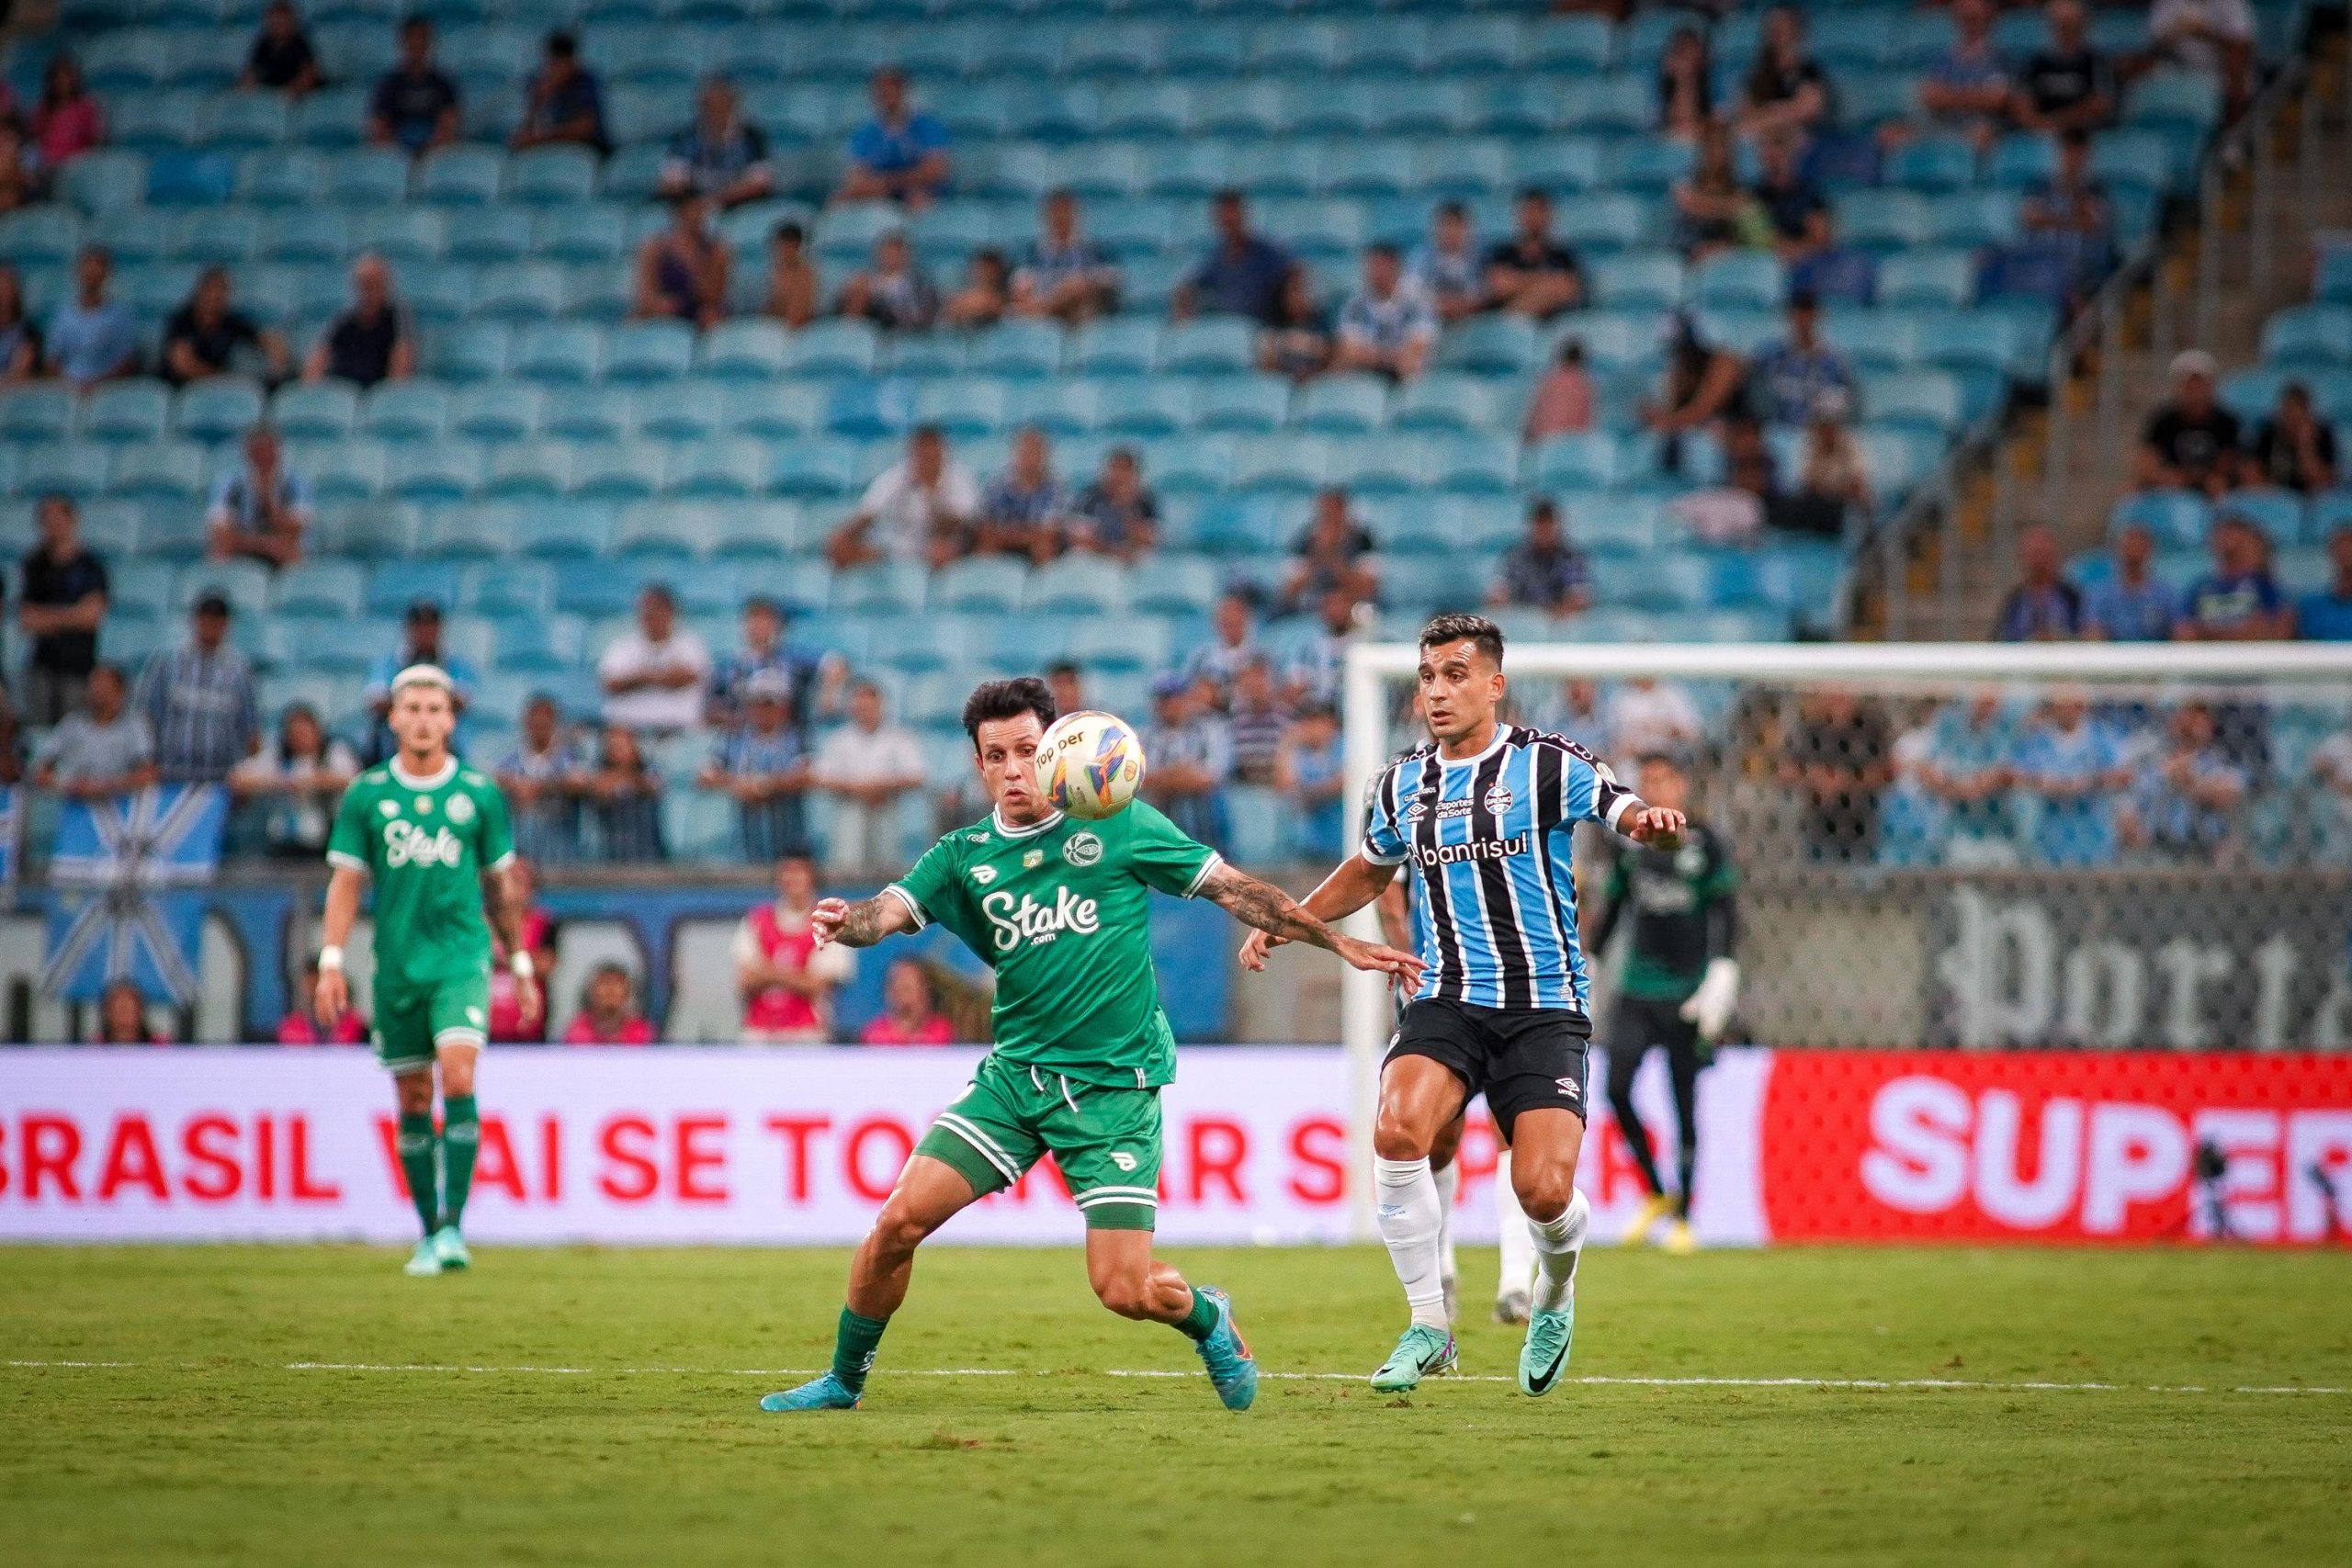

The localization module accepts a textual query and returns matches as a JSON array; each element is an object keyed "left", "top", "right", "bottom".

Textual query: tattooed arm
[
  {"left": 808, "top": 892, "right": 921, "bottom": 950},
  {"left": 1198, "top": 862, "right": 1424, "bottom": 988}
]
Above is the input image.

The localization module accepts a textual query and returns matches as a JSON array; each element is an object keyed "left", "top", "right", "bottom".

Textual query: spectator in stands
[
  {"left": 735, "top": 856, "right": 851, "bottom": 1043},
  {"left": 18, "top": 495, "right": 108, "bottom": 727},
  {"left": 1143, "top": 672, "right": 1231, "bottom": 852},
  {"left": 206, "top": 425, "right": 311, "bottom": 569},
  {"left": 2148, "top": 0, "right": 2255, "bottom": 119},
  {"left": 940, "top": 249, "right": 1012, "bottom": 330},
  {"left": 1754, "top": 289, "right": 1854, "bottom": 429},
  {"left": 2011, "top": 691, "right": 2131, "bottom": 865},
  {"left": 1279, "top": 488, "right": 1379, "bottom": 615},
  {"left": 1657, "top": 25, "right": 1716, "bottom": 141},
  {"left": 512, "top": 30, "right": 609, "bottom": 156},
  {"left": 1779, "top": 686, "right": 1892, "bottom": 863},
  {"left": 1226, "top": 657, "right": 1290, "bottom": 785},
  {"left": 584, "top": 723, "right": 663, "bottom": 861},
  {"left": 662, "top": 76, "right": 772, "bottom": 209},
  {"left": 489, "top": 856, "right": 557, "bottom": 1043},
  {"left": 812, "top": 681, "right": 925, "bottom": 874},
  {"left": 1173, "top": 189, "right": 1295, "bottom": 327},
  {"left": 1256, "top": 268, "right": 1333, "bottom": 381},
  {"left": 136, "top": 592, "right": 258, "bottom": 784},
  {"left": 2300, "top": 526, "right": 2352, "bottom": 641},
  {"left": 2249, "top": 380, "right": 2338, "bottom": 494},
  {"left": 1750, "top": 130, "right": 1831, "bottom": 265},
  {"left": 600, "top": 582, "right": 711, "bottom": 734},
  {"left": 96, "top": 981, "right": 167, "bottom": 1045},
  {"left": 2138, "top": 352, "right": 2243, "bottom": 496},
  {"left": 1185, "top": 593, "right": 1262, "bottom": 698},
  {"left": 710, "top": 595, "right": 838, "bottom": 733},
  {"left": 29, "top": 52, "right": 104, "bottom": 169},
  {"left": 1537, "top": 676, "right": 1605, "bottom": 741},
  {"left": 1994, "top": 525, "right": 2086, "bottom": 640},
  {"left": 1643, "top": 310, "right": 1747, "bottom": 460},
  {"left": 278, "top": 953, "right": 367, "bottom": 1044},
  {"left": 1334, "top": 244, "right": 1438, "bottom": 384},
  {"left": 2019, "top": 129, "right": 2114, "bottom": 301},
  {"left": 1488, "top": 498, "right": 1594, "bottom": 616},
  {"left": 1070, "top": 446, "right": 1159, "bottom": 564},
  {"left": 1673, "top": 122, "right": 1758, "bottom": 263},
  {"left": 1484, "top": 189, "right": 1585, "bottom": 320},
  {"left": 975, "top": 426, "right": 1072, "bottom": 564},
  {"left": 1012, "top": 189, "right": 1119, "bottom": 324},
  {"left": 1918, "top": 690, "right": 2017, "bottom": 860},
  {"left": 861, "top": 957, "right": 955, "bottom": 1045},
  {"left": 1672, "top": 412, "right": 1774, "bottom": 546},
  {"left": 242, "top": 0, "right": 321, "bottom": 96},
  {"left": 829, "top": 425, "right": 978, "bottom": 570},
  {"left": 1277, "top": 698, "right": 1346, "bottom": 862},
  {"left": 633, "top": 190, "right": 729, "bottom": 330},
  {"left": 2118, "top": 701, "right": 2246, "bottom": 863},
  {"left": 837, "top": 227, "right": 938, "bottom": 332},
  {"left": 368, "top": 16, "right": 459, "bottom": 155},
  {"left": 305, "top": 254, "right": 413, "bottom": 388},
  {"left": 1792, "top": 411, "right": 1872, "bottom": 532},
  {"left": 562, "top": 964, "right": 656, "bottom": 1045},
  {"left": 495, "top": 694, "right": 582, "bottom": 864},
  {"left": 1408, "top": 201, "right": 1485, "bottom": 325},
  {"left": 46, "top": 247, "right": 136, "bottom": 389},
  {"left": 2012, "top": 0, "right": 2113, "bottom": 135},
  {"left": 1607, "top": 678, "right": 1706, "bottom": 775},
  {"left": 1284, "top": 586, "right": 1363, "bottom": 710},
  {"left": 1045, "top": 660, "right": 1086, "bottom": 718},
  {"left": 1897, "top": 0, "right": 2011, "bottom": 153},
  {"left": 838, "top": 66, "right": 950, "bottom": 209},
  {"left": 760, "top": 221, "right": 820, "bottom": 328},
  {"left": 1521, "top": 338, "right": 1597, "bottom": 445},
  {"left": 700, "top": 669, "right": 810, "bottom": 862},
  {"left": 2084, "top": 520, "right": 2178, "bottom": 641},
  {"left": 164, "top": 267, "right": 288, "bottom": 389},
  {"left": 0, "top": 126, "right": 40, "bottom": 216},
  {"left": 1736, "top": 6, "right": 1831, "bottom": 142},
  {"left": 362, "top": 601, "right": 476, "bottom": 758},
  {"left": 2177, "top": 512, "right": 2293, "bottom": 640},
  {"left": 31, "top": 664, "right": 153, "bottom": 801},
  {"left": 229, "top": 701, "right": 356, "bottom": 857},
  {"left": 2312, "top": 726, "right": 2352, "bottom": 856},
  {"left": 0, "top": 266, "right": 43, "bottom": 382}
]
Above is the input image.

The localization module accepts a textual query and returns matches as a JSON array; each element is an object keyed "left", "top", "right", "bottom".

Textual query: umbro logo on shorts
[{"left": 1556, "top": 1077, "right": 1581, "bottom": 1100}]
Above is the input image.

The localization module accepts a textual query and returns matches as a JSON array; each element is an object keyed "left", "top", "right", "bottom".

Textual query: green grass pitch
[{"left": 5, "top": 1243, "right": 2348, "bottom": 1566}]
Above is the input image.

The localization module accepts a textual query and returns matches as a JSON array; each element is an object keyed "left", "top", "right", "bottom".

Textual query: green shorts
[
  {"left": 914, "top": 1054, "right": 1164, "bottom": 1230},
  {"left": 372, "top": 972, "right": 492, "bottom": 1074}
]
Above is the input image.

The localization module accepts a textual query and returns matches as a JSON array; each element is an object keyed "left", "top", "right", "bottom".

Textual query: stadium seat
[
  {"left": 606, "top": 321, "right": 696, "bottom": 383},
  {"left": 1195, "top": 376, "right": 1290, "bottom": 434},
  {"left": 513, "top": 321, "right": 607, "bottom": 383},
  {"left": 358, "top": 382, "right": 451, "bottom": 444},
  {"left": 666, "top": 439, "right": 768, "bottom": 498},
  {"left": 0, "top": 387, "right": 75, "bottom": 446},
  {"left": 81, "top": 382, "right": 172, "bottom": 445},
  {"left": 1160, "top": 320, "right": 1255, "bottom": 375},
  {"left": 1025, "top": 555, "right": 1127, "bottom": 615},
  {"left": 506, "top": 147, "right": 600, "bottom": 207},
  {"left": 698, "top": 321, "right": 792, "bottom": 380}
]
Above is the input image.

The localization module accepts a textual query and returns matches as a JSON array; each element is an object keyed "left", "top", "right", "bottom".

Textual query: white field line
[{"left": 2, "top": 1359, "right": 2345, "bottom": 1396}]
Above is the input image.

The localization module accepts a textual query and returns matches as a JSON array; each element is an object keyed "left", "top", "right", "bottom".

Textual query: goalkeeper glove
[{"left": 1679, "top": 957, "right": 1740, "bottom": 1043}]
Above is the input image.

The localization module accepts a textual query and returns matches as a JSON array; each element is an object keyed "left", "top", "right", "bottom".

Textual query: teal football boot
[
  {"left": 759, "top": 1373, "right": 862, "bottom": 1413},
  {"left": 1191, "top": 1286, "right": 1258, "bottom": 1412},
  {"left": 1368, "top": 1324, "right": 1456, "bottom": 1393},
  {"left": 1518, "top": 1301, "right": 1575, "bottom": 1397}
]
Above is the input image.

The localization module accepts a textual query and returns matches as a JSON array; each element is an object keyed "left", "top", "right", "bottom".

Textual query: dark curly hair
[{"left": 961, "top": 677, "right": 1057, "bottom": 749}]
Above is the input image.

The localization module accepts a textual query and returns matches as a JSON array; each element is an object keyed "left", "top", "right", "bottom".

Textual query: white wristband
[
  {"left": 509, "top": 950, "right": 535, "bottom": 980},
  {"left": 317, "top": 945, "right": 345, "bottom": 972}
]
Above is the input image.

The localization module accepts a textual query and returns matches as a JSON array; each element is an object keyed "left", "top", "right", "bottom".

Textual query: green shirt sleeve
[
  {"left": 1123, "top": 800, "right": 1221, "bottom": 897},
  {"left": 472, "top": 775, "right": 515, "bottom": 870},
  {"left": 887, "top": 834, "right": 963, "bottom": 929},
  {"left": 326, "top": 775, "right": 371, "bottom": 873},
  {"left": 1701, "top": 833, "right": 1737, "bottom": 900}
]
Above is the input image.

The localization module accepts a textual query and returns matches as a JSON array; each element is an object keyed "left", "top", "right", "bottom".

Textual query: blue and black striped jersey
[{"left": 1362, "top": 725, "right": 1639, "bottom": 1015}]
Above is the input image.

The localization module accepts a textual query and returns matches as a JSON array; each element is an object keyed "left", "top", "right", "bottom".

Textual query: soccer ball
[{"left": 1037, "top": 710, "right": 1146, "bottom": 819}]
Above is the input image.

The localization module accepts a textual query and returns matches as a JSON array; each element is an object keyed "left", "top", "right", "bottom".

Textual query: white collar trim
[
  {"left": 993, "top": 807, "right": 1065, "bottom": 839},
  {"left": 1434, "top": 726, "right": 1510, "bottom": 769},
  {"left": 390, "top": 757, "right": 458, "bottom": 791}
]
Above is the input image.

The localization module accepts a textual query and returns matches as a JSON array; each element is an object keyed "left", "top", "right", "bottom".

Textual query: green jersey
[
  {"left": 886, "top": 800, "right": 1219, "bottom": 1089},
  {"left": 1600, "top": 821, "right": 1736, "bottom": 1002},
  {"left": 327, "top": 757, "right": 514, "bottom": 998}
]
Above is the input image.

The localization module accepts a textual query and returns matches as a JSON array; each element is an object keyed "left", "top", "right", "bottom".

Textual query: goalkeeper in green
[
  {"left": 761, "top": 677, "right": 1422, "bottom": 1415},
  {"left": 315, "top": 665, "right": 541, "bottom": 1277}
]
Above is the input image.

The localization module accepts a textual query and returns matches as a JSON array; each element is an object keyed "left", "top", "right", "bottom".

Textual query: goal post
[{"left": 1337, "top": 639, "right": 2352, "bottom": 1240}]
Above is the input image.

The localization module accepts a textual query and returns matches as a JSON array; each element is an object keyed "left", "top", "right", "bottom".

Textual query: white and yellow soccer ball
[{"left": 1037, "top": 710, "right": 1147, "bottom": 820}]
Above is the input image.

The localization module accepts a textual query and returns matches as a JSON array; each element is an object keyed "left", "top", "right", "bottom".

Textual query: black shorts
[
  {"left": 1386, "top": 997, "right": 1591, "bottom": 1145},
  {"left": 1608, "top": 995, "right": 1703, "bottom": 1061}
]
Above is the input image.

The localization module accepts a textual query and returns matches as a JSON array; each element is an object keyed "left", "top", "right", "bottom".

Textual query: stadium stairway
[{"left": 1888, "top": 36, "right": 2352, "bottom": 641}]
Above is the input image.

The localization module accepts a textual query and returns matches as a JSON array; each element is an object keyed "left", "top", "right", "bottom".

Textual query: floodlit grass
[{"left": 4, "top": 1244, "right": 2348, "bottom": 1566}]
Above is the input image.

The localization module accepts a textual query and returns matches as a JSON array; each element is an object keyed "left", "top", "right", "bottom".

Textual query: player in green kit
[
  {"left": 315, "top": 664, "right": 541, "bottom": 1278},
  {"left": 761, "top": 678, "right": 1422, "bottom": 1415}
]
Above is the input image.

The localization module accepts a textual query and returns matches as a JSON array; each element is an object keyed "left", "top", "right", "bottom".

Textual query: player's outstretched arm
[
  {"left": 1620, "top": 804, "right": 1687, "bottom": 847},
  {"left": 1235, "top": 851, "right": 1397, "bottom": 971},
  {"left": 1201, "top": 863, "right": 1423, "bottom": 988},
  {"left": 808, "top": 893, "right": 920, "bottom": 951}
]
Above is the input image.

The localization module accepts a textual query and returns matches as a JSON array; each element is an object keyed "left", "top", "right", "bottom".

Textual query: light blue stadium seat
[
  {"left": 481, "top": 440, "right": 573, "bottom": 500},
  {"left": 447, "top": 207, "right": 534, "bottom": 265},
  {"left": 1390, "top": 373, "right": 1504, "bottom": 434},
  {"left": 1025, "top": 554, "right": 1126, "bottom": 615},
  {"left": 1069, "top": 319, "right": 1160, "bottom": 376},
  {"left": 698, "top": 320, "right": 791, "bottom": 380},
  {"left": 1095, "top": 378, "right": 1192, "bottom": 435},
  {"left": 969, "top": 321, "right": 1066, "bottom": 378},
  {"left": 1824, "top": 308, "right": 1919, "bottom": 370},
  {"left": 888, "top": 331, "right": 965, "bottom": 379},
  {"left": 1289, "top": 375, "right": 1387, "bottom": 434},
  {"left": 1876, "top": 249, "right": 1977, "bottom": 308},
  {"left": 769, "top": 440, "right": 860, "bottom": 498},
  {"left": 832, "top": 561, "right": 926, "bottom": 616},
  {"left": 463, "top": 555, "right": 557, "bottom": 623},
  {"left": 513, "top": 321, "right": 606, "bottom": 382},
  {"left": 74, "top": 497, "right": 142, "bottom": 558},
  {"left": 514, "top": 500, "right": 615, "bottom": 558},
  {"left": 667, "top": 438, "right": 769, "bottom": 498},
  {"left": 1862, "top": 369, "right": 1966, "bottom": 436},
  {"left": 1692, "top": 251, "right": 1785, "bottom": 311},
  {"left": 352, "top": 381, "right": 447, "bottom": 444},
  {"left": 447, "top": 379, "right": 543, "bottom": 442},
  {"left": 996, "top": 379, "right": 1093, "bottom": 438},
  {"left": 2261, "top": 307, "right": 2352, "bottom": 369},
  {"left": 169, "top": 207, "right": 264, "bottom": 266},
  {"left": 1234, "top": 432, "right": 1333, "bottom": 493},
  {"left": 489, "top": 611, "right": 582, "bottom": 673},
  {"left": 553, "top": 554, "right": 644, "bottom": 618},
  {"left": 506, "top": 146, "right": 599, "bottom": 206},
  {"left": 1928, "top": 190, "right": 2020, "bottom": 249},
  {"left": 2090, "top": 129, "right": 2176, "bottom": 197},
  {"left": 366, "top": 558, "right": 464, "bottom": 618},
  {"left": 0, "top": 387, "right": 75, "bottom": 445},
  {"left": 1160, "top": 319, "right": 1254, "bottom": 375},
  {"left": 2109, "top": 489, "right": 2211, "bottom": 549},
  {"left": 1427, "top": 432, "right": 1518, "bottom": 493},
  {"left": 1560, "top": 74, "right": 1652, "bottom": 135},
  {"left": 1193, "top": 375, "right": 1288, "bottom": 433},
  {"left": 474, "top": 262, "right": 571, "bottom": 322},
  {"left": 1126, "top": 552, "right": 1217, "bottom": 617},
  {"left": 322, "top": 148, "right": 411, "bottom": 208},
  {"left": 2220, "top": 488, "right": 2307, "bottom": 548},
  {"left": 714, "top": 381, "right": 822, "bottom": 441},
  {"left": 571, "top": 440, "right": 666, "bottom": 501},
  {"left": 314, "top": 499, "right": 419, "bottom": 558},
  {"left": 1839, "top": 190, "right": 1932, "bottom": 254},
  {"left": 707, "top": 499, "right": 809, "bottom": 557},
  {"left": 1527, "top": 432, "right": 1620, "bottom": 491},
  {"left": 606, "top": 321, "right": 696, "bottom": 383},
  {"left": 1148, "top": 433, "right": 1238, "bottom": 496},
  {"left": 1589, "top": 249, "right": 1685, "bottom": 311},
  {"left": 1988, "top": 133, "right": 2059, "bottom": 192},
  {"left": 59, "top": 151, "right": 150, "bottom": 216},
  {"left": 1440, "top": 314, "right": 1539, "bottom": 374},
  {"left": 785, "top": 321, "right": 880, "bottom": 378},
  {"left": 197, "top": 91, "right": 290, "bottom": 152},
  {"left": 268, "top": 559, "right": 368, "bottom": 621},
  {"left": 112, "top": 90, "right": 202, "bottom": 152},
  {"left": 0, "top": 210, "right": 85, "bottom": 267},
  {"left": 538, "top": 386, "right": 637, "bottom": 446},
  {"left": 2125, "top": 71, "right": 2222, "bottom": 138},
  {"left": 1099, "top": 80, "right": 1193, "bottom": 139},
  {"left": 387, "top": 442, "right": 483, "bottom": 501},
  {"left": 1887, "top": 135, "right": 1979, "bottom": 194},
  {"left": 530, "top": 204, "right": 629, "bottom": 266},
  {"left": 112, "top": 439, "right": 206, "bottom": 498},
  {"left": 261, "top": 207, "right": 355, "bottom": 266}
]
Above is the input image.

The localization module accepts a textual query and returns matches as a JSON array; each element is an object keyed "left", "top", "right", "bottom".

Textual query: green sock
[
  {"left": 831, "top": 1307, "right": 888, "bottom": 1393},
  {"left": 440, "top": 1095, "right": 480, "bottom": 1231},
  {"left": 395, "top": 1111, "right": 438, "bottom": 1236},
  {"left": 1174, "top": 1288, "right": 1219, "bottom": 1344}
]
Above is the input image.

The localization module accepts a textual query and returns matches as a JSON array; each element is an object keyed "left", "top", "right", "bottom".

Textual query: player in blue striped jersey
[{"left": 1240, "top": 614, "right": 1685, "bottom": 1395}]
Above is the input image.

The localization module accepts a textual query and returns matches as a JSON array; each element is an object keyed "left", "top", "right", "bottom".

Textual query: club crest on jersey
[
  {"left": 447, "top": 793, "right": 476, "bottom": 824},
  {"left": 1062, "top": 831, "right": 1102, "bottom": 867},
  {"left": 379, "top": 799, "right": 399, "bottom": 818},
  {"left": 969, "top": 863, "right": 998, "bottom": 886},
  {"left": 1023, "top": 848, "right": 1045, "bottom": 869},
  {"left": 967, "top": 831, "right": 989, "bottom": 842},
  {"left": 1483, "top": 784, "right": 1514, "bottom": 816},
  {"left": 1675, "top": 844, "right": 1706, "bottom": 876},
  {"left": 413, "top": 796, "right": 434, "bottom": 814}
]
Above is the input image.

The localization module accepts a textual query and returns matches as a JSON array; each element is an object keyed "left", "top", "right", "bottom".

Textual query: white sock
[
  {"left": 1374, "top": 1156, "right": 1449, "bottom": 1331},
  {"left": 1528, "top": 1188, "right": 1590, "bottom": 1314},
  {"left": 1430, "top": 1156, "right": 1459, "bottom": 1289},
  {"left": 1494, "top": 1150, "right": 1536, "bottom": 1301}
]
